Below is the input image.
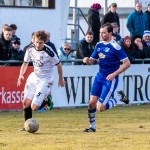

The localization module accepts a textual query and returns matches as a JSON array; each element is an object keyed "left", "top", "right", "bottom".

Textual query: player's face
[
  {"left": 100, "top": 27, "right": 110, "bottom": 41},
  {"left": 34, "top": 38, "right": 45, "bottom": 50},
  {"left": 85, "top": 34, "right": 94, "bottom": 43}
]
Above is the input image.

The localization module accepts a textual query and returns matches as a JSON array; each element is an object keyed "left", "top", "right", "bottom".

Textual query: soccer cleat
[
  {"left": 47, "top": 94, "right": 54, "bottom": 110},
  {"left": 38, "top": 108, "right": 46, "bottom": 113},
  {"left": 19, "top": 128, "right": 26, "bottom": 132},
  {"left": 117, "top": 90, "right": 129, "bottom": 104},
  {"left": 83, "top": 128, "right": 96, "bottom": 132}
]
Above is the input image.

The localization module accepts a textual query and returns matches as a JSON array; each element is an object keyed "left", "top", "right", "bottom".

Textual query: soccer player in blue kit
[{"left": 83, "top": 23, "right": 131, "bottom": 132}]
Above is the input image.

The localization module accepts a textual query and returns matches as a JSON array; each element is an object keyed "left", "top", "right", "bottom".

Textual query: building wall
[{"left": 0, "top": 0, "right": 70, "bottom": 49}]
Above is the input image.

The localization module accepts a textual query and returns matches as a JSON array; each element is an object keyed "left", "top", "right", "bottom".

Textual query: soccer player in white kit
[
  {"left": 17, "top": 31, "right": 65, "bottom": 130},
  {"left": 83, "top": 23, "right": 131, "bottom": 132}
]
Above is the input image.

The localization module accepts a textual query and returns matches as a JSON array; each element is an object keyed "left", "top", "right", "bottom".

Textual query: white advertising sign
[{"left": 52, "top": 64, "right": 150, "bottom": 107}]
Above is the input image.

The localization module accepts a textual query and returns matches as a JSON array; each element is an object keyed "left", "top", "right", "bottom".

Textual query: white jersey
[{"left": 24, "top": 44, "right": 59, "bottom": 81}]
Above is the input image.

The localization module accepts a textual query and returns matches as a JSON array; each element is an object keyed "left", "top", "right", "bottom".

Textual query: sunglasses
[
  {"left": 13, "top": 42, "right": 20, "bottom": 45},
  {"left": 64, "top": 48, "right": 70, "bottom": 50}
]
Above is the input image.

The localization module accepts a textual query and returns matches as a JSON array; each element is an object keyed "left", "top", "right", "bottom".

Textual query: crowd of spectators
[{"left": 0, "top": 2, "right": 150, "bottom": 66}]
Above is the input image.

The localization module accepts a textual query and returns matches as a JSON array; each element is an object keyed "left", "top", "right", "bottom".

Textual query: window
[{"left": 0, "top": 0, "right": 55, "bottom": 8}]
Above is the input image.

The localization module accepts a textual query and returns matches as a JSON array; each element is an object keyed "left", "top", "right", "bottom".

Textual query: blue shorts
[{"left": 91, "top": 72, "right": 118, "bottom": 105}]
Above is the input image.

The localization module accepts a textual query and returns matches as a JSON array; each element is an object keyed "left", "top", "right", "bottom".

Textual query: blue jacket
[
  {"left": 57, "top": 47, "right": 72, "bottom": 65},
  {"left": 126, "top": 10, "right": 149, "bottom": 37}
]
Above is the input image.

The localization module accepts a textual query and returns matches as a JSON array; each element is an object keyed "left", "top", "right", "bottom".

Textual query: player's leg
[
  {"left": 83, "top": 75, "right": 102, "bottom": 132},
  {"left": 23, "top": 98, "right": 32, "bottom": 121},
  {"left": 23, "top": 73, "right": 36, "bottom": 117},
  {"left": 38, "top": 82, "right": 54, "bottom": 111},
  {"left": 97, "top": 77, "right": 118, "bottom": 111},
  {"left": 31, "top": 81, "right": 52, "bottom": 111},
  {"left": 47, "top": 93, "right": 54, "bottom": 110},
  {"left": 38, "top": 93, "right": 53, "bottom": 111},
  {"left": 20, "top": 76, "right": 35, "bottom": 131},
  {"left": 117, "top": 90, "right": 129, "bottom": 104},
  {"left": 83, "top": 96, "right": 98, "bottom": 132}
]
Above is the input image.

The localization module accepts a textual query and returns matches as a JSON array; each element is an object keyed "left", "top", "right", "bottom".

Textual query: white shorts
[{"left": 24, "top": 72, "right": 53, "bottom": 106}]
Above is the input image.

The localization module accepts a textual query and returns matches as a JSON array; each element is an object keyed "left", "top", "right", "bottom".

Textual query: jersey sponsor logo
[
  {"left": 33, "top": 59, "right": 43, "bottom": 67},
  {"left": 97, "top": 48, "right": 101, "bottom": 52},
  {"left": 98, "top": 52, "right": 105, "bottom": 59}
]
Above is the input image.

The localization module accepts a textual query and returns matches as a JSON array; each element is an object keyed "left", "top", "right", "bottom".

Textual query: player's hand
[
  {"left": 58, "top": 79, "right": 66, "bottom": 87},
  {"left": 17, "top": 76, "right": 24, "bottom": 87},
  {"left": 83, "top": 57, "right": 89, "bottom": 64},
  {"left": 106, "top": 73, "right": 116, "bottom": 81}
]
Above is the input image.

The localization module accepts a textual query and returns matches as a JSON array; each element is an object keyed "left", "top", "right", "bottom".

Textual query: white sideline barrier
[{"left": 52, "top": 64, "right": 150, "bottom": 107}]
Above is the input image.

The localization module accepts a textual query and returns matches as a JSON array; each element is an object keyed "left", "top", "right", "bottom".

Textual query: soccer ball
[{"left": 24, "top": 118, "right": 39, "bottom": 133}]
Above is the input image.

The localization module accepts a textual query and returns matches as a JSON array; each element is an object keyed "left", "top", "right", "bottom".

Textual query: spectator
[
  {"left": 87, "top": 3, "right": 101, "bottom": 46},
  {"left": 126, "top": 2, "right": 148, "bottom": 37},
  {"left": 121, "top": 36, "right": 136, "bottom": 63},
  {"left": 10, "top": 24, "right": 19, "bottom": 41},
  {"left": 11, "top": 37, "right": 24, "bottom": 63},
  {"left": 0, "top": 24, "right": 9, "bottom": 38},
  {"left": 0, "top": 27, "right": 13, "bottom": 64},
  {"left": 45, "top": 31, "right": 58, "bottom": 57},
  {"left": 111, "top": 22, "right": 122, "bottom": 43},
  {"left": 57, "top": 43, "right": 72, "bottom": 65},
  {"left": 145, "top": 4, "right": 150, "bottom": 30},
  {"left": 132, "top": 35, "right": 144, "bottom": 62},
  {"left": 23, "top": 32, "right": 35, "bottom": 53},
  {"left": 142, "top": 30, "right": 150, "bottom": 59},
  {"left": 101, "top": 3, "right": 120, "bottom": 30},
  {"left": 22, "top": 32, "right": 35, "bottom": 66},
  {"left": 75, "top": 31, "right": 95, "bottom": 65}
]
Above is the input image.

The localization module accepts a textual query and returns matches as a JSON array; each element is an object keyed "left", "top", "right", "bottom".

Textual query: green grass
[{"left": 0, "top": 105, "right": 150, "bottom": 150}]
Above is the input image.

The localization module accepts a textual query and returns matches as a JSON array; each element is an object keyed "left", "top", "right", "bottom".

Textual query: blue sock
[
  {"left": 105, "top": 98, "right": 117, "bottom": 110},
  {"left": 88, "top": 108, "right": 96, "bottom": 129}
]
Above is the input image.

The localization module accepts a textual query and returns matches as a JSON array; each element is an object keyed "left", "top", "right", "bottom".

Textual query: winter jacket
[
  {"left": 145, "top": 10, "right": 150, "bottom": 30},
  {"left": 88, "top": 8, "right": 101, "bottom": 45},
  {"left": 57, "top": 47, "right": 72, "bottom": 65},
  {"left": 101, "top": 11, "right": 120, "bottom": 28},
  {"left": 75, "top": 38, "right": 95, "bottom": 65},
  {"left": 142, "top": 40, "right": 150, "bottom": 58},
  {"left": 126, "top": 10, "right": 149, "bottom": 37},
  {"left": 0, "top": 36, "right": 13, "bottom": 60}
]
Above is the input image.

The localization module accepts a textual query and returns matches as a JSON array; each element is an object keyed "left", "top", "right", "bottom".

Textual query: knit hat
[
  {"left": 91, "top": 3, "right": 101, "bottom": 10},
  {"left": 12, "top": 37, "right": 21, "bottom": 45},
  {"left": 143, "top": 30, "right": 150, "bottom": 37}
]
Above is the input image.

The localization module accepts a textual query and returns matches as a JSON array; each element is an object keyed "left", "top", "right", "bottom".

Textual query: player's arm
[
  {"left": 83, "top": 57, "right": 97, "bottom": 65},
  {"left": 106, "top": 58, "right": 131, "bottom": 81},
  {"left": 17, "top": 62, "right": 29, "bottom": 86},
  {"left": 56, "top": 62, "right": 65, "bottom": 87},
  {"left": 114, "top": 58, "right": 131, "bottom": 76}
]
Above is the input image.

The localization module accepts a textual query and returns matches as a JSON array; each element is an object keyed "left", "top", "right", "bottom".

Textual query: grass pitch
[{"left": 0, "top": 105, "right": 150, "bottom": 150}]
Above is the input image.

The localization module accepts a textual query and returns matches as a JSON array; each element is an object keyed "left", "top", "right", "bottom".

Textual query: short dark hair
[
  {"left": 85, "top": 31, "right": 94, "bottom": 36},
  {"left": 101, "top": 23, "right": 113, "bottom": 33},
  {"left": 10, "top": 24, "right": 17, "bottom": 30}
]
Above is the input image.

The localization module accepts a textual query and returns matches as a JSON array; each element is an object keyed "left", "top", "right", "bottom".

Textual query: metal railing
[
  {"left": 0, "top": 59, "right": 150, "bottom": 65},
  {"left": 66, "top": 7, "right": 90, "bottom": 49}
]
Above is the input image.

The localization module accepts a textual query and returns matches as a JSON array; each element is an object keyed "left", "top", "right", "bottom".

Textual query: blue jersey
[{"left": 91, "top": 39, "right": 127, "bottom": 76}]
